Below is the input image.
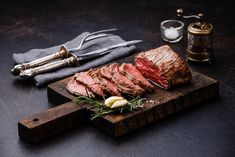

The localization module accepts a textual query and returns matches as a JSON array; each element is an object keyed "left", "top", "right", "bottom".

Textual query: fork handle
[
  {"left": 19, "top": 55, "right": 78, "bottom": 78},
  {"left": 11, "top": 46, "right": 69, "bottom": 76}
]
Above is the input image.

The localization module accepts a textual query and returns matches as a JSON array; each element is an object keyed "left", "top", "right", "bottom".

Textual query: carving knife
[
  {"left": 11, "top": 28, "right": 117, "bottom": 76},
  {"left": 19, "top": 40, "right": 142, "bottom": 78}
]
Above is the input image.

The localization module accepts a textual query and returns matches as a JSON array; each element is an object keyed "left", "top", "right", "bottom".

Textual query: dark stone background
[{"left": 0, "top": 0, "right": 234, "bottom": 156}]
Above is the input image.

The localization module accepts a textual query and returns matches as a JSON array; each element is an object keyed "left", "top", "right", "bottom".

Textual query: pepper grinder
[{"left": 177, "top": 8, "right": 214, "bottom": 63}]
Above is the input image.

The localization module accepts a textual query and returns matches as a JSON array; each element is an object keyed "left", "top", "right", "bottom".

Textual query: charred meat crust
[{"left": 135, "top": 45, "right": 192, "bottom": 89}]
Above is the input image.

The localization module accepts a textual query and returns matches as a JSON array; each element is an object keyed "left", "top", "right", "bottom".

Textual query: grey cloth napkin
[{"left": 13, "top": 32, "right": 137, "bottom": 87}]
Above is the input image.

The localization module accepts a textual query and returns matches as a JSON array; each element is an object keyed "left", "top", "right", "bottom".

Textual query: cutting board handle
[{"left": 18, "top": 101, "right": 88, "bottom": 143}]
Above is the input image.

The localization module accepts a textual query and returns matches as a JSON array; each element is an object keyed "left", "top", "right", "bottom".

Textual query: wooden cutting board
[{"left": 18, "top": 71, "right": 219, "bottom": 143}]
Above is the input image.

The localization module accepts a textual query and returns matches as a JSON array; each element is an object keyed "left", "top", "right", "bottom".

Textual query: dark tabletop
[{"left": 0, "top": 0, "right": 235, "bottom": 157}]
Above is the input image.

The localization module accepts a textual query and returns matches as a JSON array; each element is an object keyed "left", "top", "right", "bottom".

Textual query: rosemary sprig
[
  {"left": 73, "top": 96, "right": 103, "bottom": 108},
  {"left": 73, "top": 95, "right": 146, "bottom": 120}
]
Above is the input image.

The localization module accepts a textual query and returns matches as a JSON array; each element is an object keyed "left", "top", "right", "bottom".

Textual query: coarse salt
[{"left": 164, "top": 27, "right": 179, "bottom": 40}]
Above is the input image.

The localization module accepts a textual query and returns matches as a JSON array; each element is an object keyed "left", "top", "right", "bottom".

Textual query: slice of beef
[
  {"left": 108, "top": 63, "right": 119, "bottom": 75},
  {"left": 87, "top": 69, "right": 103, "bottom": 86},
  {"left": 75, "top": 71, "right": 105, "bottom": 96},
  {"left": 135, "top": 45, "right": 192, "bottom": 89},
  {"left": 100, "top": 65, "right": 113, "bottom": 80},
  {"left": 98, "top": 74, "right": 122, "bottom": 96},
  {"left": 108, "top": 63, "right": 144, "bottom": 96},
  {"left": 119, "top": 63, "right": 154, "bottom": 91},
  {"left": 98, "top": 66, "right": 122, "bottom": 96},
  {"left": 66, "top": 76, "right": 94, "bottom": 97},
  {"left": 88, "top": 69, "right": 120, "bottom": 96}
]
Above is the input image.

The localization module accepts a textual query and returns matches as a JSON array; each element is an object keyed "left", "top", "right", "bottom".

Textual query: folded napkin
[{"left": 13, "top": 32, "right": 137, "bottom": 87}]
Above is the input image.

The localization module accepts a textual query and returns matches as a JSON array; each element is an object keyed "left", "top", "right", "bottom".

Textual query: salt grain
[{"left": 164, "top": 27, "right": 179, "bottom": 40}]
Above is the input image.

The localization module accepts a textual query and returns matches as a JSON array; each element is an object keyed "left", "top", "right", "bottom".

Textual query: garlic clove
[
  {"left": 111, "top": 99, "right": 128, "bottom": 109},
  {"left": 104, "top": 96, "right": 124, "bottom": 107}
]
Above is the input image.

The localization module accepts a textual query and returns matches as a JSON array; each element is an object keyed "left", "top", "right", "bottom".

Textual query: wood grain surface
[{"left": 18, "top": 71, "right": 219, "bottom": 143}]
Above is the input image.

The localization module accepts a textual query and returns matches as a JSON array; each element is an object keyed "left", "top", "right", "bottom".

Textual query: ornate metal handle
[
  {"left": 19, "top": 54, "right": 78, "bottom": 78},
  {"left": 11, "top": 46, "right": 69, "bottom": 76},
  {"left": 177, "top": 8, "right": 203, "bottom": 19}
]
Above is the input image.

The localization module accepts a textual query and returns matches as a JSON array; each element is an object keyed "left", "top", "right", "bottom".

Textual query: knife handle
[
  {"left": 11, "top": 46, "right": 69, "bottom": 76},
  {"left": 19, "top": 55, "right": 78, "bottom": 78}
]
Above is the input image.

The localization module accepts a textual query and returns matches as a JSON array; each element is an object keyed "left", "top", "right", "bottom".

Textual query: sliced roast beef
[
  {"left": 75, "top": 71, "right": 105, "bottom": 96},
  {"left": 89, "top": 69, "right": 122, "bottom": 96},
  {"left": 135, "top": 45, "right": 192, "bottom": 89},
  {"left": 99, "top": 66, "right": 113, "bottom": 80},
  {"left": 97, "top": 66, "right": 121, "bottom": 96},
  {"left": 66, "top": 76, "right": 94, "bottom": 97},
  {"left": 108, "top": 63, "right": 144, "bottom": 96},
  {"left": 108, "top": 63, "right": 119, "bottom": 75},
  {"left": 87, "top": 69, "right": 108, "bottom": 95},
  {"left": 119, "top": 63, "right": 154, "bottom": 91},
  {"left": 98, "top": 74, "right": 121, "bottom": 96}
]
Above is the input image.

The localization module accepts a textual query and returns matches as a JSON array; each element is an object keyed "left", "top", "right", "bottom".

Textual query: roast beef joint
[
  {"left": 67, "top": 45, "right": 192, "bottom": 97},
  {"left": 135, "top": 45, "right": 192, "bottom": 89}
]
